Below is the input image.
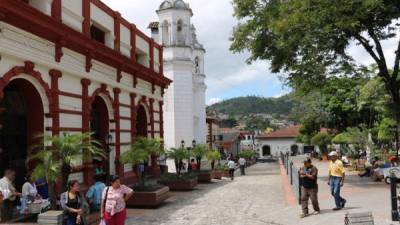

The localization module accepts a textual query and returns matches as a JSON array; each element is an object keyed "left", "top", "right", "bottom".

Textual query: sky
[
  {"left": 102, "top": 0, "right": 398, "bottom": 106},
  {"left": 101, "top": 0, "right": 290, "bottom": 105}
]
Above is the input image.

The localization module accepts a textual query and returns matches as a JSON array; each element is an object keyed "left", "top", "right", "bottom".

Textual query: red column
[
  {"left": 159, "top": 46, "right": 163, "bottom": 75},
  {"left": 51, "top": 0, "right": 62, "bottom": 22},
  {"left": 130, "top": 93, "right": 137, "bottom": 141},
  {"left": 113, "top": 88, "right": 123, "bottom": 176},
  {"left": 149, "top": 39, "right": 154, "bottom": 71},
  {"left": 130, "top": 24, "right": 137, "bottom": 62},
  {"left": 80, "top": 78, "right": 93, "bottom": 186},
  {"left": 159, "top": 101, "right": 164, "bottom": 139},
  {"left": 113, "top": 12, "right": 121, "bottom": 52},
  {"left": 149, "top": 98, "right": 155, "bottom": 138},
  {"left": 82, "top": 0, "right": 91, "bottom": 37},
  {"left": 49, "top": 69, "right": 62, "bottom": 136}
]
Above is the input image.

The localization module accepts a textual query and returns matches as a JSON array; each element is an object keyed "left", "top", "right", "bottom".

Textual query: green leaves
[
  {"left": 238, "top": 150, "right": 255, "bottom": 159},
  {"left": 206, "top": 150, "right": 222, "bottom": 162},
  {"left": 121, "top": 137, "right": 164, "bottom": 166},
  {"left": 166, "top": 147, "right": 191, "bottom": 162},
  {"left": 192, "top": 144, "right": 210, "bottom": 158}
]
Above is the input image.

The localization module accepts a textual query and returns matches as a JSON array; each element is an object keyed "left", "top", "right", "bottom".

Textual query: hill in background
[{"left": 206, "top": 95, "right": 299, "bottom": 131}]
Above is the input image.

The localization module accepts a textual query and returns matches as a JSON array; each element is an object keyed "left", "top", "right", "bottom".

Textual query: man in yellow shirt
[{"left": 328, "top": 151, "right": 347, "bottom": 210}]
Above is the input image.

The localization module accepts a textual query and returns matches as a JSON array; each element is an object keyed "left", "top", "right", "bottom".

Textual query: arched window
[
  {"left": 194, "top": 56, "right": 200, "bottom": 73},
  {"left": 177, "top": 19, "right": 185, "bottom": 45},
  {"left": 162, "top": 20, "right": 169, "bottom": 46}
]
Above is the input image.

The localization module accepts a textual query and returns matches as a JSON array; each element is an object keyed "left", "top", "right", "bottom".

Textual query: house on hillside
[{"left": 255, "top": 126, "right": 312, "bottom": 159}]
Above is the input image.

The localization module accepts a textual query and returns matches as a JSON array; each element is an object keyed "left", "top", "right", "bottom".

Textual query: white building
[
  {"left": 255, "top": 126, "right": 304, "bottom": 159},
  {"left": 149, "top": 0, "right": 207, "bottom": 148}
]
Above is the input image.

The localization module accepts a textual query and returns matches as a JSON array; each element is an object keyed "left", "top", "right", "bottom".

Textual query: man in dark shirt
[{"left": 300, "top": 158, "right": 320, "bottom": 218}]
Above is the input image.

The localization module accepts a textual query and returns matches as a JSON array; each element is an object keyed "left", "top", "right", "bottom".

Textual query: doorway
[
  {"left": 90, "top": 96, "right": 110, "bottom": 176},
  {"left": 0, "top": 79, "right": 44, "bottom": 190},
  {"left": 262, "top": 145, "right": 271, "bottom": 156}
]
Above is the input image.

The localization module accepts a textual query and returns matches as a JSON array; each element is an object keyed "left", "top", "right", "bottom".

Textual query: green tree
[
  {"left": 166, "top": 147, "right": 191, "bottom": 176},
  {"left": 30, "top": 133, "right": 105, "bottom": 207},
  {"left": 192, "top": 144, "right": 210, "bottom": 171},
  {"left": 311, "top": 132, "right": 332, "bottom": 154},
  {"left": 206, "top": 150, "right": 221, "bottom": 170},
  {"left": 121, "top": 137, "right": 164, "bottom": 186},
  {"left": 231, "top": 0, "right": 400, "bottom": 144}
]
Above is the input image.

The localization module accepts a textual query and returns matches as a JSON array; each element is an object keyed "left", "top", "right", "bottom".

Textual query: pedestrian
[
  {"left": 190, "top": 159, "right": 198, "bottom": 171},
  {"left": 239, "top": 156, "right": 246, "bottom": 175},
  {"left": 328, "top": 151, "right": 347, "bottom": 210},
  {"left": 0, "top": 169, "right": 21, "bottom": 222},
  {"left": 60, "top": 180, "right": 88, "bottom": 225},
  {"left": 299, "top": 158, "right": 320, "bottom": 218},
  {"left": 86, "top": 174, "right": 106, "bottom": 212},
  {"left": 101, "top": 175, "right": 134, "bottom": 225},
  {"left": 20, "top": 173, "right": 39, "bottom": 215},
  {"left": 227, "top": 158, "right": 236, "bottom": 180}
]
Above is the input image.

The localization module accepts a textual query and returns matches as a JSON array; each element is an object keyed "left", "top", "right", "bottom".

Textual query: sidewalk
[{"left": 287, "top": 157, "right": 394, "bottom": 225}]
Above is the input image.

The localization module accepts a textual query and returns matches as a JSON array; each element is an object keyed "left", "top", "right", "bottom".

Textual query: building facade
[
  {"left": 149, "top": 0, "right": 207, "bottom": 149},
  {"left": 0, "top": 0, "right": 171, "bottom": 189},
  {"left": 255, "top": 126, "right": 304, "bottom": 159}
]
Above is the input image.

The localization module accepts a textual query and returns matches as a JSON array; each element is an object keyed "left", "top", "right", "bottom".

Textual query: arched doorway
[
  {"left": 90, "top": 96, "right": 110, "bottom": 175},
  {"left": 262, "top": 145, "right": 271, "bottom": 156},
  {"left": 0, "top": 79, "right": 44, "bottom": 190},
  {"left": 136, "top": 105, "right": 148, "bottom": 137},
  {"left": 291, "top": 145, "right": 299, "bottom": 156}
]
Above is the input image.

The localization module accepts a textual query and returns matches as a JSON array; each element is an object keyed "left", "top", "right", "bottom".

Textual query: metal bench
[{"left": 345, "top": 211, "right": 374, "bottom": 225}]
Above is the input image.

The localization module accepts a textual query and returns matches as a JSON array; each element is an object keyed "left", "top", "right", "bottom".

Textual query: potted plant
[
  {"left": 121, "top": 137, "right": 170, "bottom": 207},
  {"left": 30, "top": 132, "right": 105, "bottom": 209},
  {"left": 207, "top": 150, "right": 222, "bottom": 179},
  {"left": 158, "top": 147, "right": 198, "bottom": 190},
  {"left": 193, "top": 144, "right": 214, "bottom": 183},
  {"left": 239, "top": 150, "right": 256, "bottom": 166}
]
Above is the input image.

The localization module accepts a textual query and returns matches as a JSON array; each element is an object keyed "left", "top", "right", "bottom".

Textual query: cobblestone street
[{"left": 125, "top": 161, "right": 396, "bottom": 225}]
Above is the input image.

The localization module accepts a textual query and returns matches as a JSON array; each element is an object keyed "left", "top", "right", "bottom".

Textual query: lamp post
[{"left": 180, "top": 140, "right": 185, "bottom": 149}]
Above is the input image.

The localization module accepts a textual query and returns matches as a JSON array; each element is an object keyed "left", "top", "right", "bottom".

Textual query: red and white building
[{"left": 0, "top": 0, "right": 171, "bottom": 189}]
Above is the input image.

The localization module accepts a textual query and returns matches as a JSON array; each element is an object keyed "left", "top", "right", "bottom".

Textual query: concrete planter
[
  {"left": 127, "top": 186, "right": 170, "bottom": 208},
  {"left": 213, "top": 170, "right": 223, "bottom": 180},
  {"left": 159, "top": 178, "right": 198, "bottom": 191},
  {"left": 197, "top": 171, "right": 214, "bottom": 183}
]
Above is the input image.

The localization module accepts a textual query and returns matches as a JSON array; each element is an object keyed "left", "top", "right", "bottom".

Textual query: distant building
[
  {"left": 255, "top": 125, "right": 305, "bottom": 159},
  {"left": 206, "top": 116, "right": 221, "bottom": 150},
  {"left": 240, "top": 131, "right": 255, "bottom": 150},
  {"left": 217, "top": 132, "right": 241, "bottom": 158},
  {"left": 149, "top": 0, "right": 207, "bottom": 149}
]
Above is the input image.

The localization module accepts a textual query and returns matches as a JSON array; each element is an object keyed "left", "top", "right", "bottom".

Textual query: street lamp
[
  {"left": 106, "top": 133, "right": 113, "bottom": 152},
  {"left": 192, "top": 140, "right": 196, "bottom": 148},
  {"left": 180, "top": 140, "right": 185, "bottom": 149}
]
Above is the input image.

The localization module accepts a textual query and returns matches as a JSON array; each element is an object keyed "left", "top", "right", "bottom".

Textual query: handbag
[{"left": 101, "top": 187, "right": 109, "bottom": 219}]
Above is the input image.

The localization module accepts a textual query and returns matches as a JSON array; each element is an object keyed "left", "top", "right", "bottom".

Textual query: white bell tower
[{"left": 150, "top": 0, "right": 207, "bottom": 149}]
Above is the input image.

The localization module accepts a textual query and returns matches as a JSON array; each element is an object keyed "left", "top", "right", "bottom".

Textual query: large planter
[
  {"left": 222, "top": 170, "right": 230, "bottom": 178},
  {"left": 213, "top": 170, "right": 223, "bottom": 180},
  {"left": 197, "top": 171, "right": 214, "bottom": 183},
  {"left": 127, "top": 186, "right": 170, "bottom": 208},
  {"left": 159, "top": 178, "right": 198, "bottom": 191}
]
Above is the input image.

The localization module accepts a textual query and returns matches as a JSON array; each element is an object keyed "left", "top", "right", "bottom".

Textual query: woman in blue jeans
[{"left": 328, "top": 151, "right": 347, "bottom": 210}]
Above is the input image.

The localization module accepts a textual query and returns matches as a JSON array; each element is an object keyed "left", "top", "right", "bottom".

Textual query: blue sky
[
  {"left": 102, "top": 0, "right": 398, "bottom": 106},
  {"left": 102, "top": 0, "right": 289, "bottom": 105}
]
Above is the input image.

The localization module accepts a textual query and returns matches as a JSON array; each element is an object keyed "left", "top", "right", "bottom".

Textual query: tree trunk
[
  {"left": 48, "top": 183, "right": 57, "bottom": 210},
  {"left": 196, "top": 157, "right": 202, "bottom": 171},
  {"left": 61, "top": 163, "right": 71, "bottom": 193}
]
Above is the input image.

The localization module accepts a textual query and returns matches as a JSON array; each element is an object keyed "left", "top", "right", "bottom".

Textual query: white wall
[{"left": 256, "top": 138, "right": 304, "bottom": 158}]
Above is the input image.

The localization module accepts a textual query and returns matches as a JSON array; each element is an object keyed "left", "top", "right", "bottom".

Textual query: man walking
[
  {"left": 300, "top": 158, "right": 320, "bottom": 218},
  {"left": 328, "top": 151, "right": 347, "bottom": 210},
  {"left": 238, "top": 156, "right": 246, "bottom": 175},
  {"left": 227, "top": 158, "right": 236, "bottom": 180}
]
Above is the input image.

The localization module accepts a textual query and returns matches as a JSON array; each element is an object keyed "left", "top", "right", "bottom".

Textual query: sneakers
[
  {"left": 313, "top": 211, "right": 320, "bottom": 215},
  {"left": 341, "top": 199, "right": 347, "bottom": 208},
  {"left": 300, "top": 213, "right": 308, "bottom": 218}
]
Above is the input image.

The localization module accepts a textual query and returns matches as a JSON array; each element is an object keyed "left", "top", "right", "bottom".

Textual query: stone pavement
[
  {"left": 288, "top": 157, "right": 395, "bottom": 225},
  {"left": 125, "top": 162, "right": 397, "bottom": 225}
]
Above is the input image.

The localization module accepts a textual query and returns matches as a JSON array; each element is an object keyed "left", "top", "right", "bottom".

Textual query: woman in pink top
[{"left": 101, "top": 175, "right": 133, "bottom": 225}]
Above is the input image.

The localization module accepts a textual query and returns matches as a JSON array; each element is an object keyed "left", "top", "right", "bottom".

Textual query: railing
[
  {"left": 280, "top": 152, "right": 301, "bottom": 205},
  {"left": 390, "top": 172, "right": 400, "bottom": 221}
]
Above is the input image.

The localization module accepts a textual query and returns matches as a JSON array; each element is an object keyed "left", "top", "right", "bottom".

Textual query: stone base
[
  {"left": 197, "top": 171, "right": 214, "bottom": 183},
  {"left": 159, "top": 178, "right": 198, "bottom": 190},
  {"left": 213, "top": 171, "right": 223, "bottom": 180},
  {"left": 37, "top": 211, "right": 63, "bottom": 225},
  {"left": 127, "top": 186, "right": 170, "bottom": 208}
]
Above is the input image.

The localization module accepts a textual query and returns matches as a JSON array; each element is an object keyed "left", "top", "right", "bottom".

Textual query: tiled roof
[{"left": 256, "top": 125, "right": 301, "bottom": 139}]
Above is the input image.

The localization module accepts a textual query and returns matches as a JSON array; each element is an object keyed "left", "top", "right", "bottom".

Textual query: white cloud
[{"left": 207, "top": 98, "right": 223, "bottom": 105}]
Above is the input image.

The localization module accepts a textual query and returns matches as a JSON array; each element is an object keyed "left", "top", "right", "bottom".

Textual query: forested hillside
[{"left": 207, "top": 95, "right": 296, "bottom": 116}]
